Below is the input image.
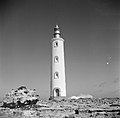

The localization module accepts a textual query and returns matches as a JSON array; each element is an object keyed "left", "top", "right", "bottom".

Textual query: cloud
[
  {"left": 98, "top": 82, "right": 107, "bottom": 87},
  {"left": 94, "top": 0, "right": 120, "bottom": 16},
  {"left": 113, "top": 89, "right": 120, "bottom": 93},
  {"left": 98, "top": 78, "right": 119, "bottom": 88},
  {"left": 112, "top": 78, "right": 119, "bottom": 83},
  {"left": 106, "top": 89, "right": 120, "bottom": 97}
]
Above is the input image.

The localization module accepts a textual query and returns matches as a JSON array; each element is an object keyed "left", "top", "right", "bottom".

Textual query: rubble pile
[{"left": 2, "top": 86, "right": 39, "bottom": 109}]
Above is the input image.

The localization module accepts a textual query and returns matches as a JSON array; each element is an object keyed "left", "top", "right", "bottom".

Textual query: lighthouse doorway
[{"left": 53, "top": 88, "right": 61, "bottom": 97}]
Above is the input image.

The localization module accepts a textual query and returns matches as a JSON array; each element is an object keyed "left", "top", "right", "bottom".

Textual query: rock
[
  {"left": 69, "top": 94, "right": 93, "bottom": 99},
  {"left": 75, "top": 109, "right": 79, "bottom": 114},
  {"left": 2, "top": 86, "right": 39, "bottom": 108}
]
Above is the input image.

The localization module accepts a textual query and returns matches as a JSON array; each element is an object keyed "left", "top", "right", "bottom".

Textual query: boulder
[{"left": 2, "top": 86, "right": 39, "bottom": 108}]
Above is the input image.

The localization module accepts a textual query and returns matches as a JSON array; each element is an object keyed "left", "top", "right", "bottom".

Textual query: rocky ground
[
  {"left": 0, "top": 97, "right": 120, "bottom": 118},
  {"left": 0, "top": 86, "right": 120, "bottom": 118}
]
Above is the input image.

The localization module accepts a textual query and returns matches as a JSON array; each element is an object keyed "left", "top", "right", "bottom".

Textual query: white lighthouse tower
[{"left": 50, "top": 25, "right": 66, "bottom": 99}]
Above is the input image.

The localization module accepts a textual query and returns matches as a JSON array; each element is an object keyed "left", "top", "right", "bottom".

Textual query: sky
[{"left": 0, "top": 0, "right": 120, "bottom": 100}]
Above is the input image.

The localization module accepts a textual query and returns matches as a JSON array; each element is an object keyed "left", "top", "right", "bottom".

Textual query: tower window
[
  {"left": 54, "top": 41, "right": 58, "bottom": 47},
  {"left": 54, "top": 72, "right": 59, "bottom": 79},
  {"left": 54, "top": 56, "right": 59, "bottom": 63}
]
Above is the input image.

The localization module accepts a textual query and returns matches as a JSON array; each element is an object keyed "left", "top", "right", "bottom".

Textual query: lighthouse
[{"left": 50, "top": 25, "right": 66, "bottom": 99}]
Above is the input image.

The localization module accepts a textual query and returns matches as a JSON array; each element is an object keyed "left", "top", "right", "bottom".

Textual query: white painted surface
[{"left": 50, "top": 36, "right": 66, "bottom": 98}]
